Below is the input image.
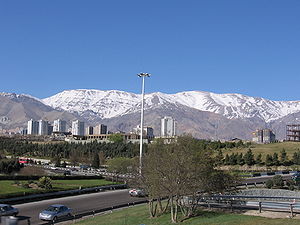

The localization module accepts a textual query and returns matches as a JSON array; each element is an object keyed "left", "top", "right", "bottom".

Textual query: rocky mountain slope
[{"left": 0, "top": 93, "right": 80, "bottom": 130}]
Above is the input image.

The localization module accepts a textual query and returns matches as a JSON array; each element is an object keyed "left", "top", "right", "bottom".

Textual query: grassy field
[
  {"left": 74, "top": 204, "right": 300, "bottom": 225},
  {"left": 223, "top": 142, "right": 300, "bottom": 158},
  {"left": 0, "top": 179, "right": 116, "bottom": 198}
]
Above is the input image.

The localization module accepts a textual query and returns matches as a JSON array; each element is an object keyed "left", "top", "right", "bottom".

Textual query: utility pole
[{"left": 137, "top": 72, "right": 151, "bottom": 174}]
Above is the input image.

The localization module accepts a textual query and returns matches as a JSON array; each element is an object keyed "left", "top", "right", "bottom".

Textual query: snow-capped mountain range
[
  {"left": 1, "top": 89, "right": 300, "bottom": 139},
  {"left": 42, "top": 89, "right": 300, "bottom": 123}
]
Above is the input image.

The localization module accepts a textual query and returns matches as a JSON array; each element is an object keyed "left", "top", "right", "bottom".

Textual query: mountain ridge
[
  {"left": 1, "top": 89, "right": 300, "bottom": 140},
  {"left": 42, "top": 89, "right": 300, "bottom": 123}
]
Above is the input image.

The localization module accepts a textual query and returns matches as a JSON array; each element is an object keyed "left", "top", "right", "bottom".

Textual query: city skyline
[{"left": 0, "top": 1, "right": 300, "bottom": 101}]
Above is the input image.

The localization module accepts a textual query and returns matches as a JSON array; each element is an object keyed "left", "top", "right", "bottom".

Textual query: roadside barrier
[{"left": 0, "top": 184, "right": 127, "bottom": 204}]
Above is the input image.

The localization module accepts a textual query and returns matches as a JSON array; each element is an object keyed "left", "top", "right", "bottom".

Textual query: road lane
[
  {"left": 14, "top": 189, "right": 144, "bottom": 225},
  {"left": 240, "top": 174, "right": 292, "bottom": 185}
]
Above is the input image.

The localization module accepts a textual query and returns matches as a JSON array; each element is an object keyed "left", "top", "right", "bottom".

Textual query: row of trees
[
  {"left": 219, "top": 149, "right": 300, "bottom": 166},
  {"left": 0, "top": 137, "right": 140, "bottom": 164},
  {"left": 0, "top": 137, "right": 251, "bottom": 168}
]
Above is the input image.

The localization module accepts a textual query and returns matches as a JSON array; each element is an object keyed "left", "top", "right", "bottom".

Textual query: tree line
[
  {"left": 0, "top": 137, "right": 140, "bottom": 161},
  {"left": 219, "top": 149, "right": 300, "bottom": 166},
  {"left": 0, "top": 137, "right": 250, "bottom": 164}
]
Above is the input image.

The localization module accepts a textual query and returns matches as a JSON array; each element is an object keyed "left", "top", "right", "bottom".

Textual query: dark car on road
[
  {"left": 292, "top": 172, "right": 300, "bottom": 181},
  {"left": 39, "top": 204, "right": 72, "bottom": 222},
  {"left": 0, "top": 204, "right": 19, "bottom": 216}
]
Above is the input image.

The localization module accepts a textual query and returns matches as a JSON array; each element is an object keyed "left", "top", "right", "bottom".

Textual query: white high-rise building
[
  {"left": 53, "top": 119, "right": 67, "bottom": 132},
  {"left": 86, "top": 126, "right": 94, "bottom": 135},
  {"left": 94, "top": 124, "right": 107, "bottom": 135},
  {"left": 72, "top": 120, "right": 85, "bottom": 136},
  {"left": 132, "top": 125, "right": 154, "bottom": 138},
  {"left": 161, "top": 116, "right": 176, "bottom": 137},
  {"left": 38, "top": 120, "right": 49, "bottom": 135},
  {"left": 27, "top": 119, "right": 39, "bottom": 135}
]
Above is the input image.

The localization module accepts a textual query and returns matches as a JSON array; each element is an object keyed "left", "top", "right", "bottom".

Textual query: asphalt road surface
[
  {"left": 240, "top": 174, "right": 292, "bottom": 185},
  {"left": 13, "top": 189, "right": 145, "bottom": 225},
  {"left": 6, "top": 175, "right": 293, "bottom": 225}
]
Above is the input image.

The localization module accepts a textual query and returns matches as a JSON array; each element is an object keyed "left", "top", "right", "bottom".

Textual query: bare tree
[{"left": 131, "top": 135, "right": 235, "bottom": 223}]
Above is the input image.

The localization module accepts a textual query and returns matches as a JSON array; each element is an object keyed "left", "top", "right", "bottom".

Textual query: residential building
[
  {"left": 48, "top": 125, "right": 53, "bottom": 135},
  {"left": 286, "top": 124, "right": 300, "bottom": 142},
  {"left": 252, "top": 129, "right": 275, "bottom": 144},
  {"left": 53, "top": 119, "right": 67, "bottom": 132},
  {"left": 132, "top": 125, "right": 154, "bottom": 138},
  {"left": 20, "top": 128, "right": 28, "bottom": 135},
  {"left": 27, "top": 119, "right": 39, "bottom": 135},
  {"left": 94, "top": 124, "right": 107, "bottom": 135},
  {"left": 38, "top": 120, "right": 49, "bottom": 135},
  {"left": 72, "top": 120, "right": 85, "bottom": 136},
  {"left": 86, "top": 126, "right": 94, "bottom": 135},
  {"left": 161, "top": 116, "right": 176, "bottom": 137}
]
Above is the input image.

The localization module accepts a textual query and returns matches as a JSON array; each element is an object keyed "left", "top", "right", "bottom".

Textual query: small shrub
[
  {"left": 38, "top": 176, "right": 52, "bottom": 190},
  {"left": 265, "top": 179, "right": 273, "bottom": 189},
  {"left": 288, "top": 185, "right": 295, "bottom": 191},
  {"left": 272, "top": 175, "right": 284, "bottom": 188}
]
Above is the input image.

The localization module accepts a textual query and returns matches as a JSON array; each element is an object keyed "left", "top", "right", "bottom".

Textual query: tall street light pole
[{"left": 137, "top": 72, "right": 151, "bottom": 174}]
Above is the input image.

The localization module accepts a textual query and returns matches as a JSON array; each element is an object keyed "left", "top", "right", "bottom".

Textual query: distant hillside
[{"left": 0, "top": 93, "right": 81, "bottom": 130}]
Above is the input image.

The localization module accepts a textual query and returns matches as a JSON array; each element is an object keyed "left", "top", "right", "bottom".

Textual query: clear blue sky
[{"left": 0, "top": 0, "right": 299, "bottom": 100}]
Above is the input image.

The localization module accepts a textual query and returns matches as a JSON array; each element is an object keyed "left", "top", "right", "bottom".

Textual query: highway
[
  {"left": 13, "top": 189, "right": 145, "bottom": 225},
  {"left": 5, "top": 174, "right": 293, "bottom": 224}
]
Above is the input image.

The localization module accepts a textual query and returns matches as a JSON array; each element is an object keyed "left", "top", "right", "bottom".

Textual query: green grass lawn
[
  {"left": 0, "top": 180, "right": 38, "bottom": 196},
  {"left": 52, "top": 179, "right": 115, "bottom": 189},
  {"left": 0, "top": 179, "right": 116, "bottom": 198},
  {"left": 74, "top": 204, "right": 300, "bottom": 225}
]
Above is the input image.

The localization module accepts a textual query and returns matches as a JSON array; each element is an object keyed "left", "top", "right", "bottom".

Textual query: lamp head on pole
[{"left": 137, "top": 72, "right": 151, "bottom": 78}]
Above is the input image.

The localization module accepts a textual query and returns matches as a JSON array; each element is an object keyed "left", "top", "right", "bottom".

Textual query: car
[
  {"left": 39, "top": 204, "right": 72, "bottom": 221},
  {"left": 0, "top": 204, "right": 19, "bottom": 216},
  {"left": 63, "top": 170, "right": 71, "bottom": 175},
  {"left": 292, "top": 172, "right": 300, "bottom": 181},
  {"left": 129, "top": 189, "right": 146, "bottom": 197}
]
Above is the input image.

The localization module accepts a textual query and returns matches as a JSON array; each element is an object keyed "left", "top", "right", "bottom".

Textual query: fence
[{"left": 187, "top": 194, "right": 300, "bottom": 217}]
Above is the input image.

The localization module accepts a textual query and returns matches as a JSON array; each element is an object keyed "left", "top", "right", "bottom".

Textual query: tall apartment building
[
  {"left": 286, "top": 125, "right": 300, "bottom": 142},
  {"left": 38, "top": 120, "right": 49, "bottom": 135},
  {"left": 27, "top": 119, "right": 39, "bottom": 135},
  {"left": 161, "top": 116, "right": 176, "bottom": 137},
  {"left": 94, "top": 124, "right": 107, "bottom": 135},
  {"left": 86, "top": 126, "right": 94, "bottom": 135},
  {"left": 72, "top": 120, "right": 85, "bottom": 136},
  {"left": 132, "top": 125, "right": 154, "bottom": 138},
  {"left": 48, "top": 125, "right": 53, "bottom": 135},
  {"left": 252, "top": 129, "right": 275, "bottom": 144},
  {"left": 20, "top": 128, "right": 28, "bottom": 135},
  {"left": 53, "top": 119, "right": 67, "bottom": 132}
]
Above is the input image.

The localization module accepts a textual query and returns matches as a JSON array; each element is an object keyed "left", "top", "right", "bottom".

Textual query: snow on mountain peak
[{"left": 42, "top": 89, "right": 300, "bottom": 122}]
